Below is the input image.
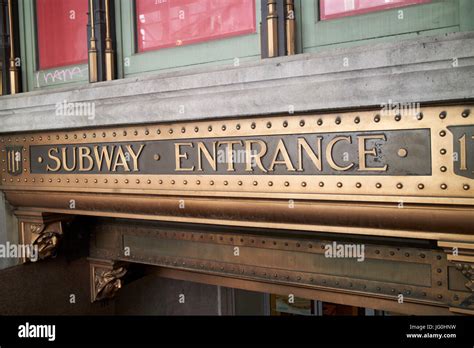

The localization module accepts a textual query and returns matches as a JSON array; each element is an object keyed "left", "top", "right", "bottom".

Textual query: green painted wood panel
[
  {"left": 119, "top": 0, "right": 262, "bottom": 77},
  {"left": 302, "top": 0, "right": 465, "bottom": 52}
]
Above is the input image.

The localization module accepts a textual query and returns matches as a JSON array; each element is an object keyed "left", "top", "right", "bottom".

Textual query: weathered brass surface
[
  {"left": 1, "top": 106, "right": 473, "bottom": 242},
  {"left": 285, "top": 0, "right": 295, "bottom": 55},
  {"left": 1, "top": 106, "right": 472, "bottom": 202},
  {"left": 267, "top": 0, "right": 279, "bottom": 57},
  {"left": 87, "top": 218, "right": 473, "bottom": 314}
]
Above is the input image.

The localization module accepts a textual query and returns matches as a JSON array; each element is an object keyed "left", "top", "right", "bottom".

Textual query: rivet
[
  {"left": 375, "top": 250, "right": 380, "bottom": 254},
  {"left": 418, "top": 183, "right": 425, "bottom": 190},
  {"left": 301, "top": 182, "right": 307, "bottom": 187},
  {"left": 266, "top": 122, "right": 272, "bottom": 128},
  {"left": 38, "top": 156, "right": 43, "bottom": 163},
  {"left": 317, "top": 119, "right": 323, "bottom": 126},
  {"left": 439, "top": 111, "right": 447, "bottom": 119},
  {"left": 462, "top": 109, "right": 470, "bottom": 118},
  {"left": 335, "top": 117, "right": 341, "bottom": 125},
  {"left": 94, "top": 179, "right": 98, "bottom": 183},
  {"left": 437, "top": 294, "right": 443, "bottom": 299},
  {"left": 396, "top": 183, "right": 403, "bottom": 189},
  {"left": 114, "top": 179, "right": 118, "bottom": 184},
  {"left": 284, "top": 181, "right": 290, "bottom": 187},
  {"left": 183, "top": 180, "right": 188, "bottom": 185},
  {"left": 354, "top": 116, "right": 360, "bottom": 124},
  {"left": 376, "top": 183, "right": 382, "bottom": 188},
  {"left": 437, "top": 281, "right": 442, "bottom": 286},
  {"left": 268, "top": 181, "right": 273, "bottom": 186},
  {"left": 102, "top": 132, "right": 106, "bottom": 137},
  {"left": 394, "top": 114, "right": 401, "bottom": 121},
  {"left": 124, "top": 179, "right": 129, "bottom": 184},
  {"left": 208, "top": 126, "right": 213, "bottom": 132},
  {"left": 439, "top": 130, "right": 446, "bottom": 137},
  {"left": 356, "top": 182, "right": 362, "bottom": 188},
  {"left": 196, "top": 180, "right": 200, "bottom": 185},
  {"left": 337, "top": 182, "right": 343, "bottom": 188},
  {"left": 440, "top": 183, "right": 447, "bottom": 190},
  {"left": 156, "top": 129, "right": 161, "bottom": 135},
  {"left": 397, "top": 148, "right": 408, "bottom": 157},
  {"left": 56, "top": 135, "right": 60, "bottom": 140},
  {"left": 251, "top": 123, "right": 256, "bottom": 129},
  {"left": 103, "top": 179, "right": 108, "bottom": 183},
  {"left": 238, "top": 181, "right": 242, "bottom": 186},
  {"left": 236, "top": 124, "right": 241, "bottom": 130},
  {"left": 253, "top": 181, "right": 258, "bottom": 186},
  {"left": 440, "top": 148, "right": 447, "bottom": 155},
  {"left": 416, "top": 112, "right": 423, "bottom": 120},
  {"left": 171, "top": 180, "right": 175, "bottom": 184},
  {"left": 123, "top": 130, "right": 128, "bottom": 136},
  {"left": 319, "top": 182, "right": 324, "bottom": 187},
  {"left": 169, "top": 129, "right": 173, "bottom": 134},
  {"left": 299, "top": 120, "right": 305, "bottom": 127},
  {"left": 405, "top": 252, "right": 409, "bottom": 257},
  {"left": 134, "top": 130, "right": 138, "bottom": 136},
  {"left": 83, "top": 133, "right": 87, "bottom": 138},
  {"left": 440, "top": 166, "right": 447, "bottom": 172},
  {"left": 145, "top": 130, "right": 149, "bottom": 135},
  {"left": 437, "top": 268, "right": 442, "bottom": 273},
  {"left": 194, "top": 127, "right": 199, "bottom": 132},
  {"left": 463, "top": 184, "right": 470, "bottom": 190},
  {"left": 283, "top": 121, "right": 288, "bottom": 128},
  {"left": 374, "top": 114, "right": 380, "bottom": 122},
  {"left": 453, "top": 295, "right": 459, "bottom": 301},
  {"left": 153, "top": 154, "right": 160, "bottom": 161},
  {"left": 75, "top": 179, "right": 79, "bottom": 183},
  {"left": 210, "top": 180, "right": 214, "bottom": 185},
  {"left": 112, "top": 132, "right": 116, "bottom": 137},
  {"left": 65, "top": 135, "right": 68, "bottom": 140},
  {"left": 420, "top": 253, "right": 425, "bottom": 258},
  {"left": 223, "top": 181, "right": 228, "bottom": 186},
  {"left": 221, "top": 125, "right": 226, "bottom": 131}
]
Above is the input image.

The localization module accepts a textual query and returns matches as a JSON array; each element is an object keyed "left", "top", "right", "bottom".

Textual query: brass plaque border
[{"left": 1, "top": 106, "right": 473, "bottom": 205}]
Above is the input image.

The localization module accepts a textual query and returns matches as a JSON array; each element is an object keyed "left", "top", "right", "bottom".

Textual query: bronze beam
[
  {"left": 104, "top": 0, "right": 114, "bottom": 81},
  {"left": 284, "top": 0, "right": 295, "bottom": 55},
  {"left": 7, "top": 0, "right": 18, "bottom": 94},
  {"left": 266, "top": 0, "right": 278, "bottom": 57}
]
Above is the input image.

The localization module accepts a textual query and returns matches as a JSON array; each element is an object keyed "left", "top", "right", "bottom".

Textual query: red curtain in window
[
  {"left": 320, "top": 0, "right": 432, "bottom": 20},
  {"left": 36, "top": 0, "right": 88, "bottom": 70},
  {"left": 136, "top": 0, "right": 256, "bottom": 53}
]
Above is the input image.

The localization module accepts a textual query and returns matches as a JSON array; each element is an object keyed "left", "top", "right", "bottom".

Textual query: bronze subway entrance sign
[
  {"left": 28, "top": 129, "right": 431, "bottom": 176},
  {"left": 1, "top": 105, "right": 474, "bottom": 315},
  {"left": 1, "top": 104, "right": 473, "bottom": 237}
]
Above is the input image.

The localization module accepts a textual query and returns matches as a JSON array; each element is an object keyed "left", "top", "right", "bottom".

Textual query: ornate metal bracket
[
  {"left": 15, "top": 211, "right": 72, "bottom": 262},
  {"left": 438, "top": 241, "right": 474, "bottom": 315},
  {"left": 89, "top": 258, "right": 127, "bottom": 302}
]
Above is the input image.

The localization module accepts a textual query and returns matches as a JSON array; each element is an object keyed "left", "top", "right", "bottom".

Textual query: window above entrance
[
  {"left": 320, "top": 0, "right": 432, "bottom": 20},
  {"left": 36, "top": 0, "right": 88, "bottom": 70},
  {"left": 135, "top": 0, "right": 256, "bottom": 53}
]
